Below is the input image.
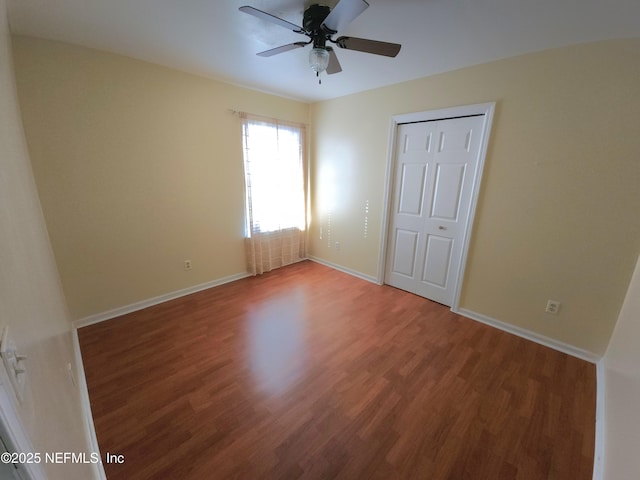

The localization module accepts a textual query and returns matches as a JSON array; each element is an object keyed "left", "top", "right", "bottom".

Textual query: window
[
  {"left": 241, "top": 116, "right": 306, "bottom": 236},
  {"left": 240, "top": 114, "right": 308, "bottom": 275}
]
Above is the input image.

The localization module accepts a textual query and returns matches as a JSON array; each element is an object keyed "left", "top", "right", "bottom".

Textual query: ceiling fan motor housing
[
  {"left": 240, "top": 0, "right": 401, "bottom": 75},
  {"left": 304, "top": 4, "right": 333, "bottom": 48}
]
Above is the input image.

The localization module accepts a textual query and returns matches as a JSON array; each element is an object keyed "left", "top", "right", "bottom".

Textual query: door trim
[
  {"left": 0, "top": 371, "right": 46, "bottom": 479},
  {"left": 377, "top": 102, "right": 495, "bottom": 311}
]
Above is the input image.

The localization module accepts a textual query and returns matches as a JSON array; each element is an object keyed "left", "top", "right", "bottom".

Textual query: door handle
[{"left": 438, "top": 226, "right": 447, "bottom": 230}]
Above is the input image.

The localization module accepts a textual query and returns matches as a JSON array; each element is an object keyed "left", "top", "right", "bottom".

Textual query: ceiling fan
[{"left": 239, "top": 0, "right": 401, "bottom": 82}]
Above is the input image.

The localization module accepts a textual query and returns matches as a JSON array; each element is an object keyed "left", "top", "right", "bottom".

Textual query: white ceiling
[{"left": 6, "top": 0, "right": 640, "bottom": 102}]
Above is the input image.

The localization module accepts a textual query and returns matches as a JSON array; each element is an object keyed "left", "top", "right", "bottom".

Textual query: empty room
[{"left": 1, "top": 0, "right": 639, "bottom": 479}]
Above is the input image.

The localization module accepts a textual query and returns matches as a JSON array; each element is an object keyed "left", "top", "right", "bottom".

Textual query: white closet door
[{"left": 385, "top": 115, "right": 484, "bottom": 306}]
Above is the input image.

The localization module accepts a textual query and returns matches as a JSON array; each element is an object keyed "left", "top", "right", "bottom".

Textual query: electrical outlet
[
  {"left": 545, "top": 300, "right": 561, "bottom": 315},
  {"left": 184, "top": 260, "right": 192, "bottom": 271},
  {"left": 335, "top": 242, "right": 340, "bottom": 251}
]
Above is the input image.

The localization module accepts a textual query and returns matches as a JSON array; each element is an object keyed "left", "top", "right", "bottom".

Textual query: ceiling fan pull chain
[{"left": 240, "top": 1, "right": 401, "bottom": 80}]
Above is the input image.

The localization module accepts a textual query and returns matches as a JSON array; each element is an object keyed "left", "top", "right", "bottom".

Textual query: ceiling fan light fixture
[
  {"left": 309, "top": 47, "right": 330, "bottom": 73},
  {"left": 240, "top": 0, "right": 402, "bottom": 82}
]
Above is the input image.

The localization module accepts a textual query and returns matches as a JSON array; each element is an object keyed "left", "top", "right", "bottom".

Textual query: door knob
[{"left": 438, "top": 226, "right": 446, "bottom": 230}]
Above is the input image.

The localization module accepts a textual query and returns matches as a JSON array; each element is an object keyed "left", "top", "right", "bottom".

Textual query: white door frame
[
  {"left": 377, "top": 102, "right": 495, "bottom": 312},
  {"left": 0, "top": 374, "right": 46, "bottom": 479}
]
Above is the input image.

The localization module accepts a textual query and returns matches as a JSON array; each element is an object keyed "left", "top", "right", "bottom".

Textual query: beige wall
[
  {"left": 0, "top": 1, "right": 94, "bottom": 478},
  {"left": 309, "top": 39, "right": 640, "bottom": 355},
  {"left": 603, "top": 254, "right": 640, "bottom": 479},
  {"left": 12, "top": 36, "right": 309, "bottom": 320},
  {"left": 11, "top": 33, "right": 640, "bottom": 355}
]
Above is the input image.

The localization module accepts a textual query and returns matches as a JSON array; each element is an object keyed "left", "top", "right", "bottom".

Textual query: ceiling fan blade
[
  {"left": 256, "top": 42, "right": 307, "bottom": 57},
  {"left": 335, "top": 36, "right": 401, "bottom": 57},
  {"left": 321, "top": 0, "right": 369, "bottom": 33},
  {"left": 239, "top": 6, "right": 303, "bottom": 32},
  {"left": 326, "top": 47, "right": 342, "bottom": 74}
]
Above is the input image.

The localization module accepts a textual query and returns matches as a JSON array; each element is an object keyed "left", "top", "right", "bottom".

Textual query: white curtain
[{"left": 241, "top": 113, "right": 308, "bottom": 275}]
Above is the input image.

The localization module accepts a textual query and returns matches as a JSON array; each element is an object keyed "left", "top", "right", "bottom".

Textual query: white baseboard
[
  {"left": 455, "top": 308, "right": 601, "bottom": 364},
  {"left": 455, "top": 309, "right": 603, "bottom": 480},
  {"left": 70, "top": 271, "right": 249, "bottom": 479},
  {"left": 70, "top": 266, "right": 604, "bottom": 479},
  {"left": 71, "top": 328, "right": 107, "bottom": 480},
  {"left": 307, "top": 260, "right": 600, "bottom": 363},
  {"left": 592, "top": 360, "right": 606, "bottom": 480},
  {"left": 73, "top": 272, "right": 250, "bottom": 329},
  {"left": 308, "top": 256, "right": 379, "bottom": 284}
]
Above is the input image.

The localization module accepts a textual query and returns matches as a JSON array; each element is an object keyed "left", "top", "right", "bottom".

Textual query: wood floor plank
[{"left": 78, "top": 260, "right": 595, "bottom": 479}]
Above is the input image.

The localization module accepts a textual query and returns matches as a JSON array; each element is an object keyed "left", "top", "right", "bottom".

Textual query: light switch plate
[{"left": 0, "top": 326, "right": 26, "bottom": 403}]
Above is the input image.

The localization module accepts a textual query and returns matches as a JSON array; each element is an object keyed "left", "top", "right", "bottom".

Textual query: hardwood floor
[{"left": 78, "top": 261, "right": 595, "bottom": 479}]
